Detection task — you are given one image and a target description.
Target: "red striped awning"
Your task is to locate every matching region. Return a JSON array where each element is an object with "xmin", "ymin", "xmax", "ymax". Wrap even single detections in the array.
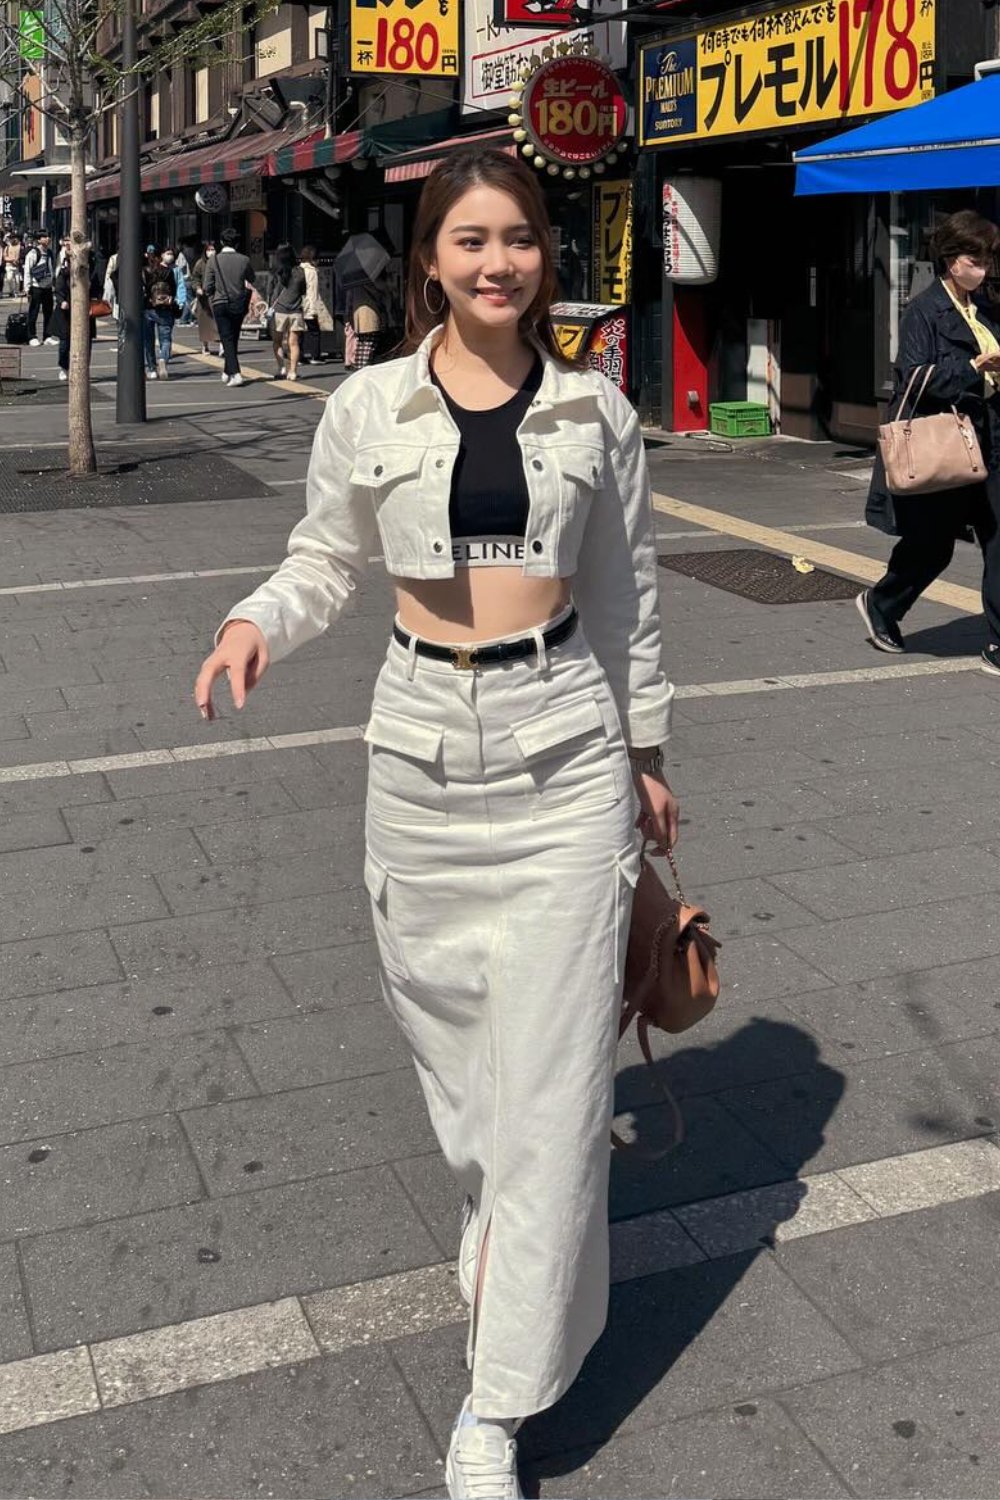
[
  {"xmin": 265, "ymin": 128, "xmax": 364, "ymax": 176},
  {"xmin": 383, "ymin": 128, "xmax": 515, "ymax": 184}
]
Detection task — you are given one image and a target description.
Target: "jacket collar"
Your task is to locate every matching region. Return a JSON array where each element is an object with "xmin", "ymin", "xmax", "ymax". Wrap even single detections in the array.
[
  {"xmin": 924, "ymin": 277, "xmax": 987, "ymax": 348},
  {"xmin": 390, "ymin": 325, "xmax": 593, "ymax": 417}
]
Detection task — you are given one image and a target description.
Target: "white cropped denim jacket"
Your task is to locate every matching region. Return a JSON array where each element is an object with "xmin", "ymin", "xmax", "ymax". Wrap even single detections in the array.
[{"xmin": 217, "ymin": 329, "xmax": 675, "ymax": 747}]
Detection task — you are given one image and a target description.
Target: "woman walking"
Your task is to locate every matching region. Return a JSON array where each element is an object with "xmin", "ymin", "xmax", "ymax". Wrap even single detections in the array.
[
  {"xmin": 190, "ymin": 242, "xmax": 220, "ymax": 355},
  {"xmin": 53, "ymin": 250, "xmax": 100, "ymax": 382},
  {"xmin": 860, "ymin": 210, "xmax": 1000, "ymax": 673},
  {"xmin": 193, "ymin": 148, "xmax": 677, "ymax": 1498},
  {"xmin": 299, "ymin": 244, "xmax": 333, "ymax": 363},
  {"xmin": 265, "ymin": 242, "xmax": 307, "ymax": 380},
  {"xmin": 143, "ymin": 250, "xmax": 178, "ymax": 380}
]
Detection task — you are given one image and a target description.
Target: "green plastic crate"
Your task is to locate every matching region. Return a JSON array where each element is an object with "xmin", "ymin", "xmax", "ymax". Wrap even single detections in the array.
[{"xmin": 709, "ymin": 401, "xmax": 771, "ymax": 438}]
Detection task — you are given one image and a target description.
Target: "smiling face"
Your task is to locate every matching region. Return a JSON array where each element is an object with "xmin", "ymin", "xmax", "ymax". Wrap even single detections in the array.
[{"xmin": 425, "ymin": 184, "xmax": 545, "ymax": 337}]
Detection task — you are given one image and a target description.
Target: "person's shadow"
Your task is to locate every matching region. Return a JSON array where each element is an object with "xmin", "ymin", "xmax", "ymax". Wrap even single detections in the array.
[
  {"xmin": 901, "ymin": 615, "xmax": 986, "ymax": 658},
  {"xmin": 518, "ymin": 1019, "xmax": 845, "ymax": 1490}
]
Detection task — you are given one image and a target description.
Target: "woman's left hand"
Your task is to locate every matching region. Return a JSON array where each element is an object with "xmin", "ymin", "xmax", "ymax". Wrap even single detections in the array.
[{"xmin": 634, "ymin": 770, "xmax": 680, "ymax": 852}]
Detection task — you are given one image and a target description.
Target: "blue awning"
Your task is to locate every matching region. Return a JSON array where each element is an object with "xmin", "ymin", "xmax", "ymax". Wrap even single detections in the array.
[{"xmin": 794, "ymin": 74, "xmax": 1000, "ymax": 196}]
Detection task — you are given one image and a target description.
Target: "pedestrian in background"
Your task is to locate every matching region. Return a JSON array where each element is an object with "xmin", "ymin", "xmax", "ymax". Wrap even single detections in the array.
[
  {"xmin": 194, "ymin": 146, "xmax": 678, "ymax": 1500},
  {"xmin": 203, "ymin": 226, "xmax": 255, "ymax": 387},
  {"xmin": 3, "ymin": 234, "xmax": 22, "ymax": 297},
  {"xmin": 190, "ymin": 242, "xmax": 220, "ymax": 355},
  {"xmin": 162, "ymin": 249, "xmax": 189, "ymax": 326},
  {"xmin": 24, "ymin": 231, "xmax": 56, "ymax": 345},
  {"xmin": 176, "ymin": 238, "xmax": 198, "ymax": 326},
  {"xmin": 345, "ymin": 274, "xmax": 384, "ymax": 367},
  {"xmin": 143, "ymin": 249, "xmax": 178, "ymax": 380},
  {"xmin": 53, "ymin": 250, "xmax": 101, "ymax": 382},
  {"xmin": 860, "ymin": 209, "xmax": 1000, "ymax": 676},
  {"xmin": 299, "ymin": 244, "xmax": 333, "ymax": 364},
  {"xmin": 265, "ymin": 242, "xmax": 306, "ymax": 381}
]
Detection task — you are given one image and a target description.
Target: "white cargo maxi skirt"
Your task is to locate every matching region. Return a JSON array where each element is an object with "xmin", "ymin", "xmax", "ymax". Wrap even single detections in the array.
[{"xmin": 363, "ymin": 607, "xmax": 640, "ymax": 1421}]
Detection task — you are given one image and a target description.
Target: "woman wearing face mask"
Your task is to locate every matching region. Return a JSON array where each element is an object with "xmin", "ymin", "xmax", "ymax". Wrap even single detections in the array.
[
  {"xmin": 193, "ymin": 148, "xmax": 677, "ymax": 1498},
  {"xmin": 861, "ymin": 210, "xmax": 1000, "ymax": 674}
]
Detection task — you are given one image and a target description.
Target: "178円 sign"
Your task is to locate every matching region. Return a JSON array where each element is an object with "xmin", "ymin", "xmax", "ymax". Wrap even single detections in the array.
[{"xmin": 350, "ymin": 0, "xmax": 459, "ymax": 77}]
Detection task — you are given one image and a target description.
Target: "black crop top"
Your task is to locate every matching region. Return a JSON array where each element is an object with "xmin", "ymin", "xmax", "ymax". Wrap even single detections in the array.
[{"xmin": 431, "ymin": 357, "xmax": 543, "ymax": 563}]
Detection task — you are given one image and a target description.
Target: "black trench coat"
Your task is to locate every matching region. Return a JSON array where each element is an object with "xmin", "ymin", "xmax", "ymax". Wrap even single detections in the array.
[{"xmin": 866, "ymin": 278, "xmax": 1000, "ymax": 540}]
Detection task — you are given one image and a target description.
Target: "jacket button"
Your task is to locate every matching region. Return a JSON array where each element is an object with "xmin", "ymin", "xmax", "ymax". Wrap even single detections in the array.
[
  {"xmin": 373, "ymin": 464, "xmax": 383, "ymax": 477},
  {"xmin": 531, "ymin": 458, "xmax": 543, "ymax": 470},
  {"xmin": 435, "ymin": 458, "xmax": 445, "ymax": 468},
  {"xmin": 433, "ymin": 540, "xmax": 444, "ymax": 553},
  {"xmin": 531, "ymin": 539, "xmax": 543, "ymax": 554}
]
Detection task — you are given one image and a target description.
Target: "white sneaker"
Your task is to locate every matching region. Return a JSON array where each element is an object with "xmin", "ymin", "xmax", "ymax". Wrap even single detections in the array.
[
  {"xmin": 45, "ymin": 336, "xmax": 58, "ymax": 346},
  {"xmin": 29, "ymin": 337, "xmax": 40, "ymax": 347},
  {"xmin": 221, "ymin": 371, "xmax": 230, "ymax": 383},
  {"xmin": 145, "ymin": 369, "xmax": 157, "ymax": 380},
  {"xmin": 58, "ymin": 369, "xmax": 67, "ymax": 381},
  {"xmin": 446, "ymin": 1398, "xmax": 523, "ymax": 1500},
  {"xmin": 458, "ymin": 1197, "xmax": 478, "ymax": 1305},
  {"xmin": 287, "ymin": 370, "xmax": 298, "ymax": 381},
  {"xmin": 157, "ymin": 358, "xmax": 168, "ymax": 380},
  {"xmin": 228, "ymin": 373, "xmax": 245, "ymax": 387}
]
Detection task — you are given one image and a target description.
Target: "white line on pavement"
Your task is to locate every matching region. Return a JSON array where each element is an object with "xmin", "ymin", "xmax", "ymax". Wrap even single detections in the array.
[
  {"xmin": 1, "ymin": 1135, "xmax": 997, "ymax": 1436},
  {"xmin": 0, "ymin": 656, "xmax": 983, "ymax": 785},
  {"xmin": 0, "ymin": 565, "xmax": 278, "ymax": 598}
]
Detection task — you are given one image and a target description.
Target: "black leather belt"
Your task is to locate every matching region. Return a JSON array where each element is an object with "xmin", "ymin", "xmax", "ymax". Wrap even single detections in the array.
[{"xmin": 392, "ymin": 608, "xmax": 578, "ymax": 671}]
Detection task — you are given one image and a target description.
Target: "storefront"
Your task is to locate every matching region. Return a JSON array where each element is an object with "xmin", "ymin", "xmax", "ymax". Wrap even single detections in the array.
[{"xmin": 634, "ymin": 0, "xmax": 993, "ymax": 440}]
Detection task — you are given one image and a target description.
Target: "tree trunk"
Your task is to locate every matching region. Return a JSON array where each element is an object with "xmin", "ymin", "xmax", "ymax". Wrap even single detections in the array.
[{"xmin": 67, "ymin": 132, "xmax": 97, "ymax": 476}]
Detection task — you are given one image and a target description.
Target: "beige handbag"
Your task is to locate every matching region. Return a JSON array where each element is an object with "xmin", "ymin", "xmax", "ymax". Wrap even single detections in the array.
[{"xmin": 879, "ymin": 365, "xmax": 985, "ymax": 496}]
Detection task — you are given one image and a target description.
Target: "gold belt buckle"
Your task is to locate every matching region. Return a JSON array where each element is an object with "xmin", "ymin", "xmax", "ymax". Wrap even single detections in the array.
[{"xmin": 451, "ymin": 645, "xmax": 479, "ymax": 671}]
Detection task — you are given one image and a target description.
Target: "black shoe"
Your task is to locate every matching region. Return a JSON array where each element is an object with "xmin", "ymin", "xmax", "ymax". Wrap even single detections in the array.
[
  {"xmin": 856, "ymin": 591, "xmax": 904, "ymax": 654},
  {"xmin": 982, "ymin": 646, "xmax": 1000, "ymax": 677}
]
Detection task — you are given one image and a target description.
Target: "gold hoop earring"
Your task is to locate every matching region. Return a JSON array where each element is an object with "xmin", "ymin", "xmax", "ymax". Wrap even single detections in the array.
[{"xmin": 423, "ymin": 275, "xmax": 446, "ymax": 315}]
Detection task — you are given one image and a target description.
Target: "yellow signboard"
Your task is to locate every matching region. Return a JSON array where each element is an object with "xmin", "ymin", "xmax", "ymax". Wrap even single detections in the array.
[
  {"xmin": 639, "ymin": 0, "xmax": 936, "ymax": 147},
  {"xmin": 349, "ymin": 0, "xmax": 459, "ymax": 77},
  {"xmin": 592, "ymin": 180, "xmax": 632, "ymax": 306}
]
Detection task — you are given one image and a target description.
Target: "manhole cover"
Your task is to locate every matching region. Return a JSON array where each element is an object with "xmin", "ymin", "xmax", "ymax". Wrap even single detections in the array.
[
  {"xmin": 658, "ymin": 548, "xmax": 859, "ymax": 604},
  {"xmin": 0, "ymin": 446, "xmax": 271, "ymax": 513}
]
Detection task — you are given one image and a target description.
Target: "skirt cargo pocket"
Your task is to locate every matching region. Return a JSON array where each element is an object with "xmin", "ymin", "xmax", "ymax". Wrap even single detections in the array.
[
  {"xmin": 365, "ymin": 707, "xmax": 448, "ymax": 825},
  {"xmin": 363, "ymin": 849, "xmax": 408, "ymax": 981},
  {"xmin": 511, "ymin": 694, "xmax": 619, "ymax": 817}
]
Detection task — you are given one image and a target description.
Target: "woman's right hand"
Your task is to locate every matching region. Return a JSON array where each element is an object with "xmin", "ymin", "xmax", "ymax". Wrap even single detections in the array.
[{"xmin": 193, "ymin": 620, "xmax": 269, "ymax": 721}]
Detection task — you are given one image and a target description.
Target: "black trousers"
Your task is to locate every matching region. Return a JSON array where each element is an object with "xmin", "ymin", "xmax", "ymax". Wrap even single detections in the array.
[
  {"xmin": 213, "ymin": 305, "xmax": 243, "ymax": 377},
  {"xmin": 27, "ymin": 287, "xmax": 53, "ymax": 340},
  {"xmin": 871, "ymin": 479, "xmax": 1000, "ymax": 647}
]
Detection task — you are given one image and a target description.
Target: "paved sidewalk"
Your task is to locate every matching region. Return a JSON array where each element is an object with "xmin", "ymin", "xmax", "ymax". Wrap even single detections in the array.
[{"xmin": 1, "ymin": 344, "xmax": 999, "ymax": 1498}]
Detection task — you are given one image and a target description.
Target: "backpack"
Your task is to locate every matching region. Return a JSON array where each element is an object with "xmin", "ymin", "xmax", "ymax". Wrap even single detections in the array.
[
  {"xmin": 150, "ymin": 278, "xmax": 174, "ymax": 308},
  {"xmin": 28, "ymin": 251, "xmax": 52, "ymax": 288}
]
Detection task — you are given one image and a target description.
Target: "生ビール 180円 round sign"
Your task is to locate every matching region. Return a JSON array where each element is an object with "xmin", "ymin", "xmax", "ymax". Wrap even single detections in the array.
[{"xmin": 520, "ymin": 54, "xmax": 628, "ymax": 168}]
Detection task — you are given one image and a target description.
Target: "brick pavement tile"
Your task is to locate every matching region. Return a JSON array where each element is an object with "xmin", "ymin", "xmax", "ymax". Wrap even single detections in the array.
[
  {"xmin": 769, "ymin": 844, "xmax": 1000, "ymax": 920},
  {"xmin": 0, "ymin": 772, "xmax": 111, "ymax": 817},
  {"xmin": 194, "ymin": 803, "xmax": 364, "ymax": 864},
  {"xmin": 782, "ymin": 1330, "xmax": 1000, "ymax": 1498},
  {"xmin": 688, "ymin": 877, "xmax": 819, "ymax": 940},
  {"xmin": 110, "ymin": 887, "xmax": 371, "ymax": 975},
  {"xmin": 0, "ymin": 1030, "xmax": 256, "ymax": 1146},
  {"xmin": 675, "ymin": 785, "xmax": 843, "ymax": 830},
  {"xmin": 816, "ymin": 802, "xmax": 1000, "ymax": 857},
  {"xmin": 0, "ymin": 1245, "xmax": 32, "ymax": 1365},
  {"xmin": 63, "ymin": 780, "xmax": 299, "ymax": 842},
  {"xmin": 156, "ymin": 847, "xmax": 362, "ymax": 916},
  {"xmin": 0, "ymin": 718, "xmax": 27, "ymax": 743},
  {"xmin": 391, "ymin": 1153, "xmax": 464, "ymax": 1260},
  {"xmin": 778, "ymin": 891, "xmax": 1000, "ymax": 984},
  {"xmin": 271, "ymin": 941, "xmax": 381, "ymax": 1008},
  {"xmin": 279, "ymin": 765, "xmax": 371, "ymax": 814},
  {"xmin": 237, "ymin": 1004, "xmax": 411, "ymax": 1091},
  {"xmin": 718, "ymin": 1037, "xmax": 1000, "ymax": 1174},
  {"xmin": 0, "ymin": 728, "xmax": 146, "ymax": 767},
  {"xmin": 0, "ymin": 812, "xmax": 69, "ymax": 856},
  {"xmin": 709, "ymin": 933, "xmax": 833, "ymax": 1004},
  {"xmin": 1, "ymin": 962, "xmax": 298, "ymax": 1067},
  {"xmin": 20, "ymin": 1167, "xmax": 443, "ymax": 1351},
  {"xmin": 392, "ymin": 1254, "xmax": 860, "ymax": 1453},
  {"xmin": 0, "ymin": 930, "xmax": 122, "ymax": 1002},
  {"xmin": 615, "ymin": 1009, "xmax": 826, "ymax": 1110},
  {"xmin": 798, "ymin": 759, "xmax": 997, "ymax": 819},
  {"xmin": 665, "ymin": 825, "xmax": 857, "ymax": 887},
  {"xmin": 775, "ymin": 1193, "xmax": 1000, "ymax": 1363},
  {"xmin": 180, "ymin": 1067, "xmax": 437, "ymax": 1195},
  {"xmin": 797, "ymin": 726, "xmax": 997, "ymax": 775},
  {"xmin": 0, "ymin": 1347, "xmax": 442, "ymax": 1499},
  {"xmin": 3, "ymin": 1115, "xmax": 203, "ymax": 1238},
  {"xmin": 0, "ymin": 685, "xmax": 65, "ymax": 718},
  {"xmin": 775, "ymin": 961, "xmax": 997, "ymax": 1061},
  {"xmin": 609, "ymin": 1095, "xmax": 789, "ymax": 1219},
  {"xmin": 667, "ymin": 748, "xmax": 821, "ymax": 795},
  {"xmin": 526, "ymin": 1400, "xmax": 851, "ymax": 1498},
  {"xmin": 0, "ymin": 858, "xmax": 169, "ymax": 944}
]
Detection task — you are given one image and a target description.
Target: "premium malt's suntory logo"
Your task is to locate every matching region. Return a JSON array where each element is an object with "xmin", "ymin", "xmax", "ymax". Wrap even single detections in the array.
[{"xmin": 644, "ymin": 51, "xmax": 696, "ymax": 103}]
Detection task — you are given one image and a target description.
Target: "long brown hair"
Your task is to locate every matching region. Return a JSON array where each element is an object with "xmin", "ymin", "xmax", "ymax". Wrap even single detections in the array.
[{"xmin": 400, "ymin": 147, "xmax": 572, "ymax": 363}]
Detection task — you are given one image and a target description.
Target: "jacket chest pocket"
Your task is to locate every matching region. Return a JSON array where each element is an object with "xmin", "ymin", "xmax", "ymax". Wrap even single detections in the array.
[
  {"xmin": 351, "ymin": 445, "xmax": 424, "ymax": 509},
  {"xmin": 365, "ymin": 707, "xmax": 449, "ymax": 825},
  {"xmin": 511, "ymin": 692, "xmax": 623, "ymax": 818},
  {"xmin": 554, "ymin": 445, "xmax": 604, "ymax": 532}
]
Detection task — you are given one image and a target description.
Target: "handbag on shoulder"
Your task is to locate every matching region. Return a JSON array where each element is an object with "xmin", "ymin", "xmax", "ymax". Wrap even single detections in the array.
[
  {"xmin": 878, "ymin": 364, "xmax": 985, "ymax": 496},
  {"xmin": 611, "ymin": 843, "xmax": 721, "ymax": 1159}
]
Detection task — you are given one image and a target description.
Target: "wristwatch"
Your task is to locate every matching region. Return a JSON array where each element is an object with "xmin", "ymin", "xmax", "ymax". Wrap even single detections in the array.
[{"xmin": 627, "ymin": 747, "xmax": 665, "ymax": 776}]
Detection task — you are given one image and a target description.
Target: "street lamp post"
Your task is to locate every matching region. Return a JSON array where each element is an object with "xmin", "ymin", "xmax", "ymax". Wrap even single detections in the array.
[{"xmin": 116, "ymin": 0, "xmax": 145, "ymax": 424}]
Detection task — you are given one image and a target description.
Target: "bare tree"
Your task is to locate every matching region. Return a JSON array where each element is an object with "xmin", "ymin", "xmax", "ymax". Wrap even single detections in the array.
[{"xmin": 0, "ymin": 0, "xmax": 275, "ymax": 474}]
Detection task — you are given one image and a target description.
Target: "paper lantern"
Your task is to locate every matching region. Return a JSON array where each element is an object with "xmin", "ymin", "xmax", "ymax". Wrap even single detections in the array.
[{"xmin": 662, "ymin": 177, "xmax": 722, "ymax": 286}]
